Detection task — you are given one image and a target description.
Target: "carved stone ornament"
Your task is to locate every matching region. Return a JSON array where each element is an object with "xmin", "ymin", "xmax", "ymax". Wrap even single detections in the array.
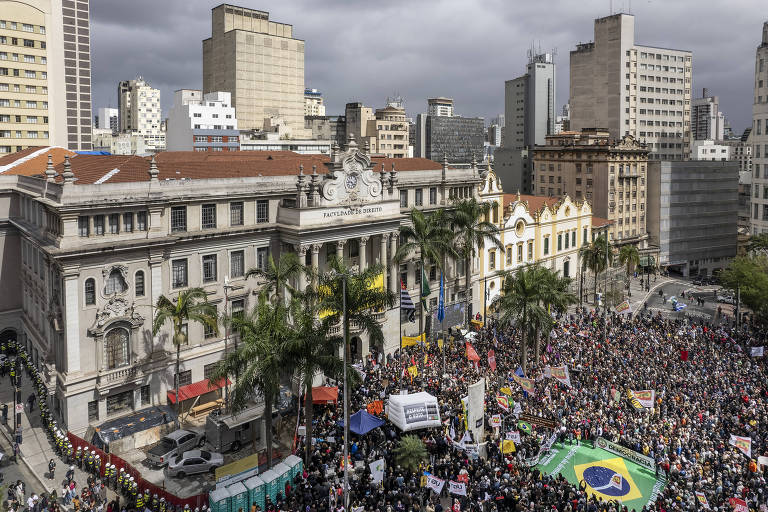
[
  {"xmin": 320, "ymin": 148, "xmax": 382, "ymax": 206},
  {"xmin": 88, "ymin": 296, "xmax": 144, "ymax": 336}
]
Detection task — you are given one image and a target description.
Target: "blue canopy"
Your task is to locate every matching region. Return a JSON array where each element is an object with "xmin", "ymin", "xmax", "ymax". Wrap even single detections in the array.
[{"xmin": 337, "ymin": 409, "xmax": 385, "ymax": 435}]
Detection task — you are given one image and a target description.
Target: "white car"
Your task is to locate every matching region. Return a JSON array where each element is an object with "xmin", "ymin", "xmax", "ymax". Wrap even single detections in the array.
[{"xmin": 165, "ymin": 449, "xmax": 224, "ymax": 477}]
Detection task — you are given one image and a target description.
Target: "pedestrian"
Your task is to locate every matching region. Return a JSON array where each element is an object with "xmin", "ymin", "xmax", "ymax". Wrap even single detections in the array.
[
  {"xmin": 48, "ymin": 458, "xmax": 56, "ymax": 481},
  {"xmin": 27, "ymin": 393, "xmax": 35, "ymax": 412}
]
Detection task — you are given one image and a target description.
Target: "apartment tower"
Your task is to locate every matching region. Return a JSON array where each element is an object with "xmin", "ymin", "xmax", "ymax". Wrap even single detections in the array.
[
  {"xmin": 0, "ymin": 0, "xmax": 92, "ymax": 154},
  {"xmin": 203, "ymin": 4, "xmax": 307, "ymax": 135},
  {"xmin": 691, "ymin": 88, "xmax": 725, "ymax": 141},
  {"xmin": 570, "ymin": 14, "xmax": 692, "ymax": 160},
  {"xmin": 751, "ymin": 22, "xmax": 768, "ymax": 235}
]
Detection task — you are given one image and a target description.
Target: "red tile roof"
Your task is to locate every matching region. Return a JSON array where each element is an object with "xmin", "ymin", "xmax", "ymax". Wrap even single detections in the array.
[
  {"xmin": 503, "ymin": 194, "xmax": 560, "ymax": 214},
  {"xmin": 0, "ymin": 146, "xmax": 77, "ymax": 177},
  {"xmin": 592, "ymin": 216, "xmax": 614, "ymax": 227},
  {"xmin": 4, "ymin": 149, "xmax": 444, "ymax": 185}
]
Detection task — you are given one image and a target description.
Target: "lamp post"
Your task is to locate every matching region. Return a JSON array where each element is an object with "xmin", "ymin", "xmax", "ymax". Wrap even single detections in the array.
[
  {"xmin": 341, "ymin": 273, "xmax": 350, "ymax": 511},
  {"xmin": 223, "ymin": 276, "xmax": 233, "ymax": 410}
]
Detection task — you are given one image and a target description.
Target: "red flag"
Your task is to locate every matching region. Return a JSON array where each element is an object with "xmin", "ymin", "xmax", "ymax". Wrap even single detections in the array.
[
  {"xmin": 488, "ymin": 349, "xmax": 497, "ymax": 372},
  {"xmin": 466, "ymin": 342, "xmax": 480, "ymax": 362},
  {"xmin": 680, "ymin": 350, "xmax": 689, "ymax": 361},
  {"xmin": 411, "ymin": 355, "xmax": 416, "ymax": 366},
  {"xmin": 729, "ymin": 498, "xmax": 748, "ymax": 512}
]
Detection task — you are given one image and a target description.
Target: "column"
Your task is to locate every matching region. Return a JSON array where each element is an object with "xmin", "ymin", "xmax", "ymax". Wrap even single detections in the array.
[
  {"xmin": 359, "ymin": 236, "xmax": 369, "ymax": 270},
  {"xmin": 336, "ymin": 240, "xmax": 345, "ymax": 263},
  {"xmin": 389, "ymin": 231, "xmax": 398, "ymax": 293},
  {"xmin": 311, "ymin": 244, "xmax": 321, "ymax": 284},
  {"xmin": 380, "ymin": 234, "xmax": 388, "ymax": 291},
  {"xmin": 63, "ymin": 270, "xmax": 81, "ymax": 373},
  {"xmin": 297, "ymin": 245, "xmax": 308, "ymax": 290}
]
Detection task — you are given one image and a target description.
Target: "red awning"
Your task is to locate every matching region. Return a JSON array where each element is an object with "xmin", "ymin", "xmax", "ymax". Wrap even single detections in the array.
[
  {"xmin": 308, "ymin": 386, "xmax": 339, "ymax": 405},
  {"xmin": 167, "ymin": 378, "xmax": 230, "ymax": 404}
]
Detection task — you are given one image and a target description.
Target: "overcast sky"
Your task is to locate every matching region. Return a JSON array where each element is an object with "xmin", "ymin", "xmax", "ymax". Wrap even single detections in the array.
[{"xmin": 91, "ymin": 0, "xmax": 764, "ymax": 133}]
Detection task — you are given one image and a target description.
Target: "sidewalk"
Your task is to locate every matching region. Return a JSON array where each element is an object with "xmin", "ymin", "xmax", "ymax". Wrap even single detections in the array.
[{"xmin": 0, "ymin": 371, "xmax": 96, "ymax": 496}]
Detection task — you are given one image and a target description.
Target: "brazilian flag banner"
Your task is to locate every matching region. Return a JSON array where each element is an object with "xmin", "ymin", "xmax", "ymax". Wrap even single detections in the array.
[{"xmin": 518, "ymin": 421, "xmax": 532, "ymax": 434}]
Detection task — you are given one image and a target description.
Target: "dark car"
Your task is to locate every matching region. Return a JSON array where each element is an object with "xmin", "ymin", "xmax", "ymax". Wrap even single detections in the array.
[{"xmin": 692, "ymin": 277, "xmax": 703, "ymax": 286}]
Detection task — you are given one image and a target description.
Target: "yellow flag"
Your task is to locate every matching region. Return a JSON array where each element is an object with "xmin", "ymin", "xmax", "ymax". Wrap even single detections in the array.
[
  {"xmin": 408, "ymin": 365, "xmax": 418, "ymax": 377},
  {"xmin": 500, "ymin": 387, "xmax": 512, "ymax": 396},
  {"xmin": 402, "ymin": 333, "xmax": 426, "ymax": 347},
  {"xmin": 424, "ymin": 353, "xmax": 428, "ymax": 364},
  {"xmin": 499, "ymin": 440, "xmax": 516, "ymax": 453}
]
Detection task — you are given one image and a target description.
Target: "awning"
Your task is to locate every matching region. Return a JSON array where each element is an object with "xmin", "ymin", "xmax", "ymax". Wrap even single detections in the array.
[
  {"xmin": 337, "ymin": 409, "xmax": 385, "ymax": 435},
  {"xmin": 308, "ymin": 386, "xmax": 338, "ymax": 405},
  {"xmin": 167, "ymin": 378, "xmax": 230, "ymax": 404}
]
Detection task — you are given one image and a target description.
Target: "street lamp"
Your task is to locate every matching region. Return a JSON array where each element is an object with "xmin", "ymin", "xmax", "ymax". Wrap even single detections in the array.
[{"xmin": 223, "ymin": 275, "xmax": 233, "ymax": 410}]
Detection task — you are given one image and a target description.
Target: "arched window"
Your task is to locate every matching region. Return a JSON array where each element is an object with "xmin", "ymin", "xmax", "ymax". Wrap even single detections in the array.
[
  {"xmin": 135, "ymin": 271, "xmax": 145, "ymax": 297},
  {"xmin": 85, "ymin": 278, "xmax": 96, "ymax": 305},
  {"xmin": 105, "ymin": 269, "xmax": 127, "ymax": 295},
  {"xmin": 105, "ymin": 327, "xmax": 129, "ymax": 369}
]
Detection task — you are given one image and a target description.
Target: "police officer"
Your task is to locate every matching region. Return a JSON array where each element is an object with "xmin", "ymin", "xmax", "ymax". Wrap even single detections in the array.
[
  {"xmin": 151, "ymin": 493, "xmax": 159, "ymax": 512},
  {"xmin": 75, "ymin": 446, "xmax": 83, "ymax": 468},
  {"xmin": 136, "ymin": 490, "xmax": 145, "ymax": 510},
  {"xmin": 94, "ymin": 453, "xmax": 101, "ymax": 475},
  {"xmin": 159, "ymin": 497, "xmax": 167, "ymax": 512},
  {"xmin": 144, "ymin": 490, "xmax": 151, "ymax": 510},
  {"xmin": 130, "ymin": 479, "xmax": 137, "ymax": 507},
  {"xmin": 66, "ymin": 443, "xmax": 73, "ymax": 464},
  {"xmin": 103, "ymin": 463, "xmax": 111, "ymax": 485}
]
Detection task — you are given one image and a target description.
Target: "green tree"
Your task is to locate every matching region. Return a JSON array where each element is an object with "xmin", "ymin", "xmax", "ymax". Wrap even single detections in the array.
[
  {"xmin": 581, "ymin": 235, "xmax": 612, "ymax": 304},
  {"xmin": 533, "ymin": 266, "xmax": 576, "ymax": 360},
  {"xmin": 394, "ymin": 208, "xmax": 456, "ymax": 334},
  {"xmin": 285, "ymin": 288, "xmax": 345, "ymax": 464},
  {"xmin": 394, "ymin": 435, "xmax": 427, "ymax": 474},
  {"xmin": 208, "ymin": 292, "xmax": 287, "ymax": 468},
  {"xmin": 451, "ymin": 198, "xmax": 504, "ymax": 323},
  {"xmin": 246, "ymin": 252, "xmax": 304, "ymax": 302},
  {"xmin": 721, "ymin": 254, "xmax": 768, "ymax": 322},
  {"xmin": 493, "ymin": 265, "xmax": 550, "ymax": 374},
  {"xmin": 618, "ymin": 244, "xmax": 640, "ymax": 295},
  {"xmin": 152, "ymin": 288, "xmax": 218, "ymax": 423},
  {"xmin": 747, "ymin": 233, "xmax": 768, "ymax": 254}
]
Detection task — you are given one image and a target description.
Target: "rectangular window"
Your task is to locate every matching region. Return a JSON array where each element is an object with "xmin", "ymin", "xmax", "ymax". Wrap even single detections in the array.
[
  {"xmin": 174, "ymin": 370, "xmax": 192, "ymax": 388},
  {"xmin": 204, "ymin": 362, "xmax": 218, "ymax": 379},
  {"xmin": 230, "ymin": 201, "xmax": 243, "ymax": 226},
  {"xmin": 106, "ymin": 389, "xmax": 133, "ymax": 416},
  {"xmin": 136, "ymin": 211, "xmax": 147, "ymax": 231},
  {"xmin": 231, "ymin": 299, "xmax": 245, "ymax": 328},
  {"xmin": 517, "ymin": 243, "xmax": 523, "ymax": 263},
  {"xmin": 108, "ymin": 213, "xmax": 119, "ymax": 234},
  {"xmin": 93, "ymin": 214, "xmax": 104, "ymax": 235},
  {"xmin": 583, "ymin": 228, "xmax": 588, "ymax": 245},
  {"xmin": 204, "ymin": 305, "xmax": 218, "ymax": 339},
  {"xmin": 544, "ymin": 236, "xmax": 549, "ymax": 255},
  {"xmin": 489, "ymin": 250, "xmax": 496, "ymax": 270},
  {"xmin": 571, "ymin": 231, "xmax": 576, "ymax": 247},
  {"xmin": 564, "ymin": 232, "xmax": 570, "ymax": 249},
  {"xmin": 256, "ymin": 200, "xmax": 268, "ymax": 223},
  {"xmin": 201, "ymin": 203, "xmax": 216, "ymax": 229},
  {"xmin": 527, "ymin": 242, "xmax": 533, "ymax": 260},
  {"xmin": 172, "ymin": 259, "xmax": 188, "ymax": 288},
  {"xmin": 506, "ymin": 247, "xmax": 512, "ymax": 265},
  {"xmin": 415, "ymin": 189, "xmax": 423, "ymax": 206},
  {"xmin": 557, "ymin": 234, "xmax": 562, "ymax": 251},
  {"xmin": 123, "ymin": 213, "xmax": 133, "ymax": 232},
  {"xmin": 87, "ymin": 401, "xmax": 98, "ymax": 422},
  {"xmin": 170, "ymin": 206, "xmax": 186, "ymax": 232},
  {"xmin": 140, "ymin": 385, "xmax": 150, "ymax": 406},
  {"xmin": 429, "ymin": 187, "xmax": 437, "ymax": 205},
  {"xmin": 135, "ymin": 272, "xmax": 145, "ymax": 297},
  {"xmin": 202, "ymin": 254, "xmax": 217, "ymax": 283},
  {"xmin": 230, "ymin": 250, "xmax": 244, "ymax": 278},
  {"xmin": 77, "ymin": 216, "xmax": 89, "ymax": 237},
  {"xmin": 256, "ymin": 247, "xmax": 269, "ymax": 271},
  {"xmin": 400, "ymin": 190, "xmax": 408, "ymax": 207}
]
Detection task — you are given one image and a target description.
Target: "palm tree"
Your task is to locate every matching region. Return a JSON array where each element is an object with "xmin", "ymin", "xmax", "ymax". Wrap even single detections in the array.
[
  {"xmin": 394, "ymin": 208, "xmax": 456, "ymax": 335},
  {"xmin": 394, "ymin": 435, "xmax": 427, "ymax": 474},
  {"xmin": 493, "ymin": 265, "xmax": 549, "ymax": 375},
  {"xmin": 618, "ymin": 244, "xmax": 640, "ymax": 295},
  {"xmin": 533, "ymin": 267, "xmax": 576, "ymax": 361},
  {"xmin": 578, "ymin": 243, "xmax": 595, "ymax": 308},
  {"xmin": 580, "ymin": 235, "xmax": 612, "ymax": 304},
  {"xmin": 152, "ymin": 288, "xmax": 218, "ymax": 423},
  {"xmin": 208, "ymin": 291, "xmax": 287, "ymax": 469},
  {"xmin": 285, "ymin": 288, "xmax": 344, "ymax": 464},
  {"xmin": 747, "ymin": 233, "xmax": 768, "ymax": 254},
  {"xmin": 245, "ymin": 252, "xmax": 304, "ymax": 303},
  {"xmin": 451, "ymin": 198, "xmax": 503, "ymax": 324}
]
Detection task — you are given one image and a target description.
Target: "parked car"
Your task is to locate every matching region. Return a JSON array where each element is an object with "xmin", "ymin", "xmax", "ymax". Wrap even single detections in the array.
[
  {"xmin": 692, "ymin": 277, "xmax": 704, "ymax": 286},
  {"xmin": 147, "ymin": 429, "xmax": 204, "ymax": 467},
  {"xmin": 717, "ymin": 294, "xmax": 736, "ymax": 305},
  {"xmin": 165, "ymin": 449, "xmax": 224, "ymax": 477}
]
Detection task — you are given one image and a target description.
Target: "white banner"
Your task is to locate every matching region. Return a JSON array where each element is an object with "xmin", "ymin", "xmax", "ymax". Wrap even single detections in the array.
[
  {"xmin": 426, "ymin": 474, "xmax": 445, "ymax": 494},
  {"xmin": 729, "ymin": 434, "xmax": 752, "ymax": 457},
  {"xmin": 489, "ymin": 415, "xmax": 501, "ymax": 428},
  {"xmin": 758, "ymin": 456, "xmax": 768, "ymax": 468},
  {"xmin": 751, "ymin": 346, "xmax": 764, "ymax": 357},
  {"xmin": 506, "ymin": 431, "xmax": 521, "ymax": 443},
  {"xmin": 548, "ymin": 365, "xmax": 572, "ymax": 388},
  {"xmin": 467, "ymin": 378, "xmax": 486, "ymax": 444},
  {"xmin": 369, "ymin": 458, "xmax": 385, "ymax": 484},
  {"xmin": 631, "ymin": 390, "xmax": 656, "ymax": 408},
  {"xmin": 449, "ymin": 481, "xmax": 467, "ymax": 496}
]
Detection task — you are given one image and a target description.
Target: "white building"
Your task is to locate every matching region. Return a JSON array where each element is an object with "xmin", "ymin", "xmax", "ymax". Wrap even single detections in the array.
[
  {"xmin": 570, "ymin": 14, "xmax": 692, "ymax": 161},
  {"xmin": 691, "ymin": 89, "xmax": 725, "ymax": 141},
  {"xmin": 752, "ymin": 22, "xmax": 768, "ymax": 235},
  {"xmin": 239, "ymin": 132, "xmax": 331, "ymax": 154},
  {"xmin": 166, "ymin": 90, "xmax": 239, "ymax": 152},
  {"xmin": 427, "ymin": 97, "xmax": 454, "ymax": 117},
  {"xmin": 95, "ymin": 108, "xmax": 118, "ymax": 134},
  {"xmin": 691, "ymin": 140, "xmax": 731, "ymax": 161},
  {"xmin": 304, "ymin": 89, "xmax": 326, "ymax": 117},
  {"xmin": 117, "ymin": 77, "xmax": 164, "ymax": 152},
  {"xmin": 91, "ymin": 129, "xmax": 146, "ymax": 156}
]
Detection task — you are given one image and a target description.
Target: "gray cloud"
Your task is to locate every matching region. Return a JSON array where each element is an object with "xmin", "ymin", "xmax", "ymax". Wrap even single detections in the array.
[{"xmin": 92, "ymin": 0, "xmax": 764, "ymax": 133}]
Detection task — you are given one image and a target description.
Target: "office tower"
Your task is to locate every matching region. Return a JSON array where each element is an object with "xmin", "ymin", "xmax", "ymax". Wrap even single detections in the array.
[
  {"xmin": 495, "ymin": 52, "xmax": 556, "ymax": 193},
  {"xmin": 95, "ymin": 107, "xmax": 118, "ymax": 133},
  {"xmin": 691, "ymin": 88, "xmax": 725, "ymax": 141},
  {"xmin": 0, "ymin": 0, "xmax": 91, "ymax": 154},
  {"xmin": 203, "ymin": 4, "xmax": 308, "ymax": 135},
  {"xmin": 414, "ymin": 98, "xmax": 484, "ymax": 163},
  {"xmin": 751, "ymin": 22, "xmax": 768, "ymax": 234},
  {"xmin": 304, "ymin": 88, "xmax": 325, "ymax": 116},
  {"xmin": 166, "ymin": 89, "xmax": 239, "ymax": 152},
  {"xmin": 570, "ymin": 14, "xmax": 692, "ymax": 160},
  {"xmin": 427, "ymin": 97, "xmax": 454, "ymax": 117},
  {"xmin": 117, "ymin": 77, "xmax": 163, "ymax": 152}
]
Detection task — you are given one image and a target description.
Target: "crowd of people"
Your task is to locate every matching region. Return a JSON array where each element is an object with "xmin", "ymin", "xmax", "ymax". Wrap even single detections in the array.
[{"xmin": 267, "ymin": 308, "xmax": 767, "ymax": 512}]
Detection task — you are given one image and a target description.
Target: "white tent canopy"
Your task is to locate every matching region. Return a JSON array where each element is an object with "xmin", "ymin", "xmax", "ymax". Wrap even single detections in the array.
[{"xmin": 386, "ymin": 392, "xmax": 442, "ymax": 431}]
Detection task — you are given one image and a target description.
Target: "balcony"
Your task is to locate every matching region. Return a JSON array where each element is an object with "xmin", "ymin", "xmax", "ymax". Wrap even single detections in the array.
[
  {"xmin": 328, "ymin": 311, "xmax": 387, "ymax": 336},
  {"xmin": 97, "ymin": 364, "xmax": 141, "ymax": 391}
]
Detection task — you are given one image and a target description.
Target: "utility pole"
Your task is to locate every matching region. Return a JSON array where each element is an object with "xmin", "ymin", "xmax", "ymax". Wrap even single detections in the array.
[{"xmin": 342, "ymin": 274, "xmax": 350, "ymax": 512}]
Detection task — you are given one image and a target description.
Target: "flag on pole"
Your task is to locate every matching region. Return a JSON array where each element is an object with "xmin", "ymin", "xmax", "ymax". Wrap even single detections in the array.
[
  {"xmin": 369, "ymin": 458, "xmax": 385, "ymax": 484},
  {"xmin": 425, "ymin": 474, "xmax": 445, "ymax": 494},
  {"xmin": 695, "ymin": 491, "xmax": 710, "ymax": 509},
  {"xmin": 512, "ymin": 373, "xmax": 535, "ymax": 394},
  {"xmin": 437, "ymin": 271, "xmax": 445, "ymax": 323},
  {"xmin": 400, "ymin": 280, "xmax": 416, "ymax": 323},
  {"xmin": 487, "ymin": 349, "xmax": 497, "ymax": 372},
  {"xmin": 496, "ymin": 394, "xmax": 509, "ymax": 411},
  {"xmin": 466, "ymin": 342, "xmax": 480, "ymax": 362},
  {"xmin": 729, "ymin": 434, "xmax": 752, "ymax": 457},
  {"xmin": 421, "ymin": 265, "xmax": 430, "ymax": 310}
]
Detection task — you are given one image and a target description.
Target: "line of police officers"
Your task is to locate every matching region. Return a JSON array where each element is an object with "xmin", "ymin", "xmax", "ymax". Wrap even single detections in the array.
[{"xmin": 2, "ymin": 340, "xmax": 208, "ymax": 512}]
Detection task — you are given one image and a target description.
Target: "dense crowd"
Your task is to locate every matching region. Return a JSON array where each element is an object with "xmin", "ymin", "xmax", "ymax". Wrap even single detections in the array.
[{"xmin": 268, "ymin": 309, "xmax": 767, "ymax": 512}]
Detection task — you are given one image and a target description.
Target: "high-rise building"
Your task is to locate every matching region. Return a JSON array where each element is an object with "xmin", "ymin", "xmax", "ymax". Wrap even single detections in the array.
[
  {"xmin": 304, "ymin": 88, "xmax": 325, "ymax": 117},
  {"xmin": 117, "ymin": 77, "xmax": 164, "ymax": 152},
  {"xmin": 95, "ymin": 107, "xmax": 118, "ymax": 134},
  {"xmin": 418, "ymin": 114, "xmax": 484, "ymax": 164},
  {"xmin": 203, "ymin": 4, "xmax": 308, "ymax": 135},
  {"xmin": 569, "ymin": 14, "xmax": 692, "ymax": 160},
  {"xmin": 344, "ymin": 102, "xmax": 409, "ymax": 158},
  {"xmin": 495, "ymin": 52, "xmax": 556, "ymax": 193},
  {"xmin": 0, "ymin": 0, "xmax": 92, "ymax": 154},
  {"xmin": 166, "ymin": 90, "xmax": 239, "ymax": 152},
  {"xmin": 691, "ymin": 88, "xmax": 725, "ymax": 141},
  {"xmin": 427, "ymin": 97, "xmax": 454, "ymax": 117},
  {"xmin": 751, "ymin": 22, "xmax": 768, "ymax": 235}
]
